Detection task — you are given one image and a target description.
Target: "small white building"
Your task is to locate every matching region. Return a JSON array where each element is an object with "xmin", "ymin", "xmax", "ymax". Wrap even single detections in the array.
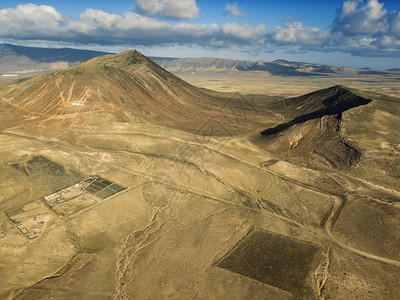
[{"xmin": 71, "ymin": 102, "xmax": 85, "ymax": 107}]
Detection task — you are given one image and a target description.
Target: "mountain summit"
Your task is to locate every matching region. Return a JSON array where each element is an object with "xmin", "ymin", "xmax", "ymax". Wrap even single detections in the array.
[{"xmin": 0, "ymin": 50, "xmax": 278, "ymax": 134}]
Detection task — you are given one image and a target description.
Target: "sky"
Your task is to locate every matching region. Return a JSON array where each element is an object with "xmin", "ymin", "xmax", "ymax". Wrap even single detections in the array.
[{"xmin": 0, "ymin": 0, "xmax": 399, "ymax": 69}]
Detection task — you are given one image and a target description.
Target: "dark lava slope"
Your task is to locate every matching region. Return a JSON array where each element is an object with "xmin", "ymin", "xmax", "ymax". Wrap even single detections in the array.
[{"xmin": 256, "ymin": 86, "xmax": 372, "ymax": 169}]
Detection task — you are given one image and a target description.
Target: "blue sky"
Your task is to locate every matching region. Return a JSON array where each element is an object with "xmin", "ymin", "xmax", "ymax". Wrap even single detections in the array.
[{"xmin": 0, "ymin": 0, "xmax": 399, "ymax": 69}]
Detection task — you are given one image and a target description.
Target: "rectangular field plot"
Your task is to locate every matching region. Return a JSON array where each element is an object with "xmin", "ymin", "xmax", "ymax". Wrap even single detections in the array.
[
  {"xmin": 95, "ymin": 188, "xmax": 116, "ymax": 199},
  {"xmin": 109, "ymin": 183, "xmax": 125, "ymax": 193},
  {"xmin": 5, "ymin": 176, "xmax": 127, "ymax": 237},
  {"xmin": 216, "ymin": 229, "xmax": 320, "ymax": 296},
  {"xmin": 84, "ymin": 186, "xmax": 100, "ymax": 194},
  {"xmin": 5, "ymin": 201, "xmax": 58, "ymax": 239},
  {"xmin": 43, "ymin": 175, "xmax": 126, "ymax": 217},
  {"xmin": 84, "ymin": 177, "xmax": 126, "ymax": 199}
]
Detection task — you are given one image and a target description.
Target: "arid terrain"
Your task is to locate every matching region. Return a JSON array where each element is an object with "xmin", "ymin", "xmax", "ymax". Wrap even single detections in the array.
[
  {"xmin": 176, "ymin": 71, "xmax": 400, "ymax": 98},
  {"xmin": 0, "ymin": 50, "xmax": 399, "ymax": 300}
]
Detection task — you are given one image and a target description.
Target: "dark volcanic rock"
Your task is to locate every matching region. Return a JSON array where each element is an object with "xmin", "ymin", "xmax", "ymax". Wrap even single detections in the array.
[{"xmin": 258, "ymin": 86, "xmax": 371, "ymax": 169}]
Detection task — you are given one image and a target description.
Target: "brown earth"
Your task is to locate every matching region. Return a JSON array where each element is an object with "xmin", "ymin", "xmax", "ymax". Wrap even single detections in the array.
[{"xmin": 0, "ymin": 50, "xmax": 399, "ymax": 300}]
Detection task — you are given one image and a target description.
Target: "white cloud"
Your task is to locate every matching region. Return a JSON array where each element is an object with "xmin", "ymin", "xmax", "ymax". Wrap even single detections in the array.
[
  {"xmin": 225, "ymin": 3, "xmax": 247, "ymax": 17},
  {"xmin": 388, "ymin": 11, "xmax": 400, "ymax": 37},
  {"xmin": 0, "ymin": 4, "xmax": 65, "ymax": 39},
  {"xmin": 376, "ymin": 35, "xmax": 400, "ymax": 48},
  {"xmin": 64, "ymin": 7, "xmax": 264, "ymax": 47},
  {"xmin": 135, "ymin": 0, "xmax": 198, "ymax": 19},
  {"xmin": 342, "ymin": 0, "xmax": 360, "ymax": 15},
  {"xmin": 332, "ymin": 0, "xmax": 388, "ymax": 35},
  {"xmin": 0, "ymin": 2, "xmax": 399, "ymax": 58},
  {"xmin": 270, "ymin": 22, "xmax": 328, "ymax": 46},
  {"xmin": 0, "ymin": 4, "xmax": 264, "ymax": 47},
  {"xmin": 326, "ymin": 0, "xmax": 400, "ymax": 56},
  {"xmin": 221, "ymin": 22, "xmax": 265, "ymax": 40}
]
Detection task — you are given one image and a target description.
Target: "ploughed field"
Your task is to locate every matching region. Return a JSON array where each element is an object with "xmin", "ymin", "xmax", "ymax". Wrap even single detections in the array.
[{"xmin": 0, "ymin": 50, "xmax": 399, "ymax": 300}]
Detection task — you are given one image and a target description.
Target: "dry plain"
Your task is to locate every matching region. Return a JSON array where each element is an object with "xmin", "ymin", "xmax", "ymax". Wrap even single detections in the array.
[{"xmin": 178, "ymin": 71, "xmax": 400, "ymax": 97}]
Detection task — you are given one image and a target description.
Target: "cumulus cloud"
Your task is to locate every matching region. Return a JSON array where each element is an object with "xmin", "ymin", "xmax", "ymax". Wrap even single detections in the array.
[
  {"xmin": 68, "ymin": 10, "xmax": 214, "ymax": 45},
  {"xmin": 224, "ymin": 3, "xmax": 247, "ymax": 17},
  {"xmin": 68, "ymin": 10, "xmax": 260, "ymax": 46},
  {"xmin": 332, "ymin": 0, "xmax": 388, "ymax": 35},
  {"xmin": 270, "ymin": 22, "xmax": 329, "ymax": 46},
  {"xmin": 0, "ymin": 5, "xmax": 260, "ymax": 49},
  {"xmin": 135, "ymin": 0, "xmax": 198, "ymax": 19},
  {"xmin": 388, "ymin": 11, "xmax": 400, "ymax": 37},
  {"xmin": 0, "ymin": 2, "xmax": 399, "ymax": 58},
  {"xmin": 221, "ymin": 22, "xmax": 265, "ymax": 40},
  {"xmin": 341, "ymin": 0, "xmax": 359, "ymax": 15},
  {"xmin": 327, "ymin": 0, "xmax": 400, "ymax": 56},
  {"xmin": 376, "ymin": 35, "xmax": 400, "ymax": 48},
  {"xmin": 0, "ymin": 4, "xmax": 65, "ymax": 39}
]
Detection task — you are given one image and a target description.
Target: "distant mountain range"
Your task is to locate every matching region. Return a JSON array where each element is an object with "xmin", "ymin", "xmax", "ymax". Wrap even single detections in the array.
[
  {"xmin": 0, "ymin": 43, "xmax": 398, "ymax": 77},
  {"xmin": 0, "ymin": 43, "xmax": 110, "ymax": 74},
  {"xmin": 152, "ymin": 57, "xmax": 394, "ymax": 76}
]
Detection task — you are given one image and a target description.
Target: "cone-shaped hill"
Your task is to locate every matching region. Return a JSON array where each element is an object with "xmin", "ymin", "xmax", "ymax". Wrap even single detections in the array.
[
  {"xmin": 0, "ymin": 50, "xmax": 280, "ymax": 134},
  {"xmin": 282, "ymin": 85, "xmax": 371, "ymax": 116},
  {"xmin": 0, "ymin": 51, "xmax": 380, "ymax": 170},
  {"xmin": 261, "ymin": 85, "xmax": 371, "ymax": 136},
  {"xmin": 255, "ymin": 86, "xmax": 372, "ymax": 168}
]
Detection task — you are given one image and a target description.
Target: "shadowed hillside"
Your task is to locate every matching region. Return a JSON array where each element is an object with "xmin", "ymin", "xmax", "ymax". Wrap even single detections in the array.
[
  {"xmin": 255, "ymin": 86, "xmax": 372, "ymax": 168},
  {"xmin": 261, "ymin": 86, "xmax": 371, "ymax": 135}
]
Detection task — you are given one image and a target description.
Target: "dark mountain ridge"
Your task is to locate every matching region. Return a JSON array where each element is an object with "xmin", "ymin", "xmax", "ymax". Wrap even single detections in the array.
[
  {"xmin": 0, "ymin": 43, "xmax": 110, "ymax": 74},
  {"xmin": 257, "ymin": 86, "xmax": 372, "ymax": 168},
  {"xmin": 0, "ymin": 43, "xmax": 110, "ymax": 63}
]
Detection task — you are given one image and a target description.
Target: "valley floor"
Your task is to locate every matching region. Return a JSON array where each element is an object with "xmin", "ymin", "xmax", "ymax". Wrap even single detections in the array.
[{"xmin": 177, "ymin": 71, "xmax": 400, "ymax": 97}]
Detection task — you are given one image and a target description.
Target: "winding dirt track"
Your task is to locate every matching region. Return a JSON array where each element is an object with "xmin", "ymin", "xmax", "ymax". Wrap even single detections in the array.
[{"xmin": 324, "ymin": 195, "xmax": 400, "ymax": 267}]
